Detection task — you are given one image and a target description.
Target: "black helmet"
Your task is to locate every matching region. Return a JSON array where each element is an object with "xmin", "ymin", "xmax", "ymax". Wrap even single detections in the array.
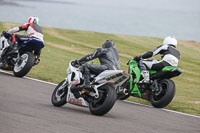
[{"xmin": 102, "ymin": 40, "xmax": 115, "ymax": 48}]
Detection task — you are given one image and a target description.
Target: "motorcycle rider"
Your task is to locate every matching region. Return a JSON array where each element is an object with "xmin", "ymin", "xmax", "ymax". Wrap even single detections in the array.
[
  {"xmin": 0, "ymin": 16, "xmax": 44, "ymax": 67},
  {"xmin": 72, "ymin": 40, "xmax": 120, "ymax": 94},
  {"xmin": 134, "ymin": 36, "xmax": 180, "ymax": 83}
]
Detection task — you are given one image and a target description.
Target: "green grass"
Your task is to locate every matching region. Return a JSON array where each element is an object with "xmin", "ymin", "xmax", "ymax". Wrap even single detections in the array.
[{"xmin": 1, "ymin": 22, "xmax": 200, "ymax": 116}]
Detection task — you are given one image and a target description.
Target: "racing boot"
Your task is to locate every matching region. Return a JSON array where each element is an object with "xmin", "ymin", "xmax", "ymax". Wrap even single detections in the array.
[
  {"xmin": 140, "ymin": 70, "xmax": 150, "ymax": 83},
  {"xmin": 82, "ymin": 71, "xmax": 93, "ymax": 91}
]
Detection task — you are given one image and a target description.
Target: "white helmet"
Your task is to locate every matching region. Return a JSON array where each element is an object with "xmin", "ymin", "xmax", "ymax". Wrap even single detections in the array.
[
  {"xmin": 28, "ymin": 16, "xmax": 39, "ymax": 24},
  {"xmin": 163, "ymin": 36, "xmax": 177, "ymax": 47}
]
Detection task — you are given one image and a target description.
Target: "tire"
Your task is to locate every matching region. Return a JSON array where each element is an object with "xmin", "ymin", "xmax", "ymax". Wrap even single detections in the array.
[
  {"xmin": 51, "ymin": 80, "xmax": 68, "ymax": 107},
  {"xmin": 89, "ymin": 83, "xmax": 117, "ymax": 116},
  {"xmin": 13, "ymin": 52, "xmax": 35, "ymax": 77},
  {"xmin": 150, "ymin": 79, "xmax": 176, "ymax": 108}
]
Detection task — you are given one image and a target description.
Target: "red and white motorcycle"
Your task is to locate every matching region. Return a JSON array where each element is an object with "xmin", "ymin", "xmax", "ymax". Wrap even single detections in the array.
[{"xmin": 51, "ymin": 60, "xmax": 129, "ymax": 116}]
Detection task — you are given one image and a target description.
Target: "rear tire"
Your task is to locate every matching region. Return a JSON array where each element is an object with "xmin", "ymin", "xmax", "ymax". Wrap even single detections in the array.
[
  {"xmin": 51, "ymin": 80, "xmax": 68, "ymax": 107},
  {"xmin": 13, "ymin": 52, "xmax": 35, "ymax": 77},
  {"xmin": 89, "ymin": 83, "xmax": 117, "ymax": 116},
  {"xmin": 150, "ymin": 79, "xmax": 176, "ymax": 108}
]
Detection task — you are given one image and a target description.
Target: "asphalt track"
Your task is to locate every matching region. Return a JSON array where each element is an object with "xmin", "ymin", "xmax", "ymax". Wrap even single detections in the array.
[{"xmin": 0, "ymin": 71, "xmax": 200, "ymax": 133}]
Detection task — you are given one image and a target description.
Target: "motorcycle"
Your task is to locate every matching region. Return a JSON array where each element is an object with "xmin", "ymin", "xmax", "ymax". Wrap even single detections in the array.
[
  {"xmin": 51, "ymin": 61, "xmax": 129, "ymax": 116},
  {"xmin": 0, "ymin": 32, "xmax": 44, "ymax": 77},
  {"xmin": 117, "ymin": 58, "xmax": 183, "ymax": 108}
]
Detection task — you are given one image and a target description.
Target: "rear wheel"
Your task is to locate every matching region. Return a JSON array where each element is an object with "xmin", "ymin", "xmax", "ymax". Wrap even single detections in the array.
[
  {"xmin": 51, "ymin": 80, "xmax": 68, "ymax": 107},
  {"xmin": 13, "ymin": 52, "xmax": 35, "ymax": 77},
  {"xmin": 150, "ymin": 79, "xmax": 176, "ymax": 108},
  {"xmin": 89, "ymin": 83, "xmax": 117, "ymax": 116}
]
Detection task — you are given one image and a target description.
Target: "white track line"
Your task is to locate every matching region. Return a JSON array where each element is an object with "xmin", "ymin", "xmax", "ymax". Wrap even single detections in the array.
[
  {"xmin": 123, "ymin": 100, "xmax": 200, "ymax": 119},
  {"xmin": 1, "ymin": 70, "xmax": 200, "ymax": 119},
  {"xmin": 0, "ymin": 70, "xmax": 57, "ymax": 86}
]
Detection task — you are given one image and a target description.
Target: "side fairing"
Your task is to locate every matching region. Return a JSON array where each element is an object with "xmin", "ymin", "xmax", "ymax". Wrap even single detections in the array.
[
  {"xmin": 0, "ymin": 35, "xmax": 10, "ymax": 55},
  {"xmin": 95, "ymin": 70, "xmax": 129, "ymax": 86},
  {"xmin": 67, "ymin": 62, "xmax": 83, "ymax": 84}
]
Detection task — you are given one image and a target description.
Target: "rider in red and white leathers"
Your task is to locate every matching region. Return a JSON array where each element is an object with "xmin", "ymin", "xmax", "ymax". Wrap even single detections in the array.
[{"xmin": 3, "ymin": 16, "xmax": 44, "ymax": 63}]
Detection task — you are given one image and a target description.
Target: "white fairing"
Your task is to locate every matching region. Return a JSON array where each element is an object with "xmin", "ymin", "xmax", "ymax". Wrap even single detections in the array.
[
  {"xmin": 0, "ymin": 36, "xmax": 10, "ymax": 57},
  {"xmin": 66, "ymin": 89, "xmax": 89, "ymax": 107},
  {"xmin": 64, "ymin": 61, "xmax": 88, "ymax": 107},
  {"xmin": 95, "ymin": 70, "xmax": 129, "ymax": 86},
  {"xmin": 66, "ymin": 61, "xmax": 83, "ymax": 85}
]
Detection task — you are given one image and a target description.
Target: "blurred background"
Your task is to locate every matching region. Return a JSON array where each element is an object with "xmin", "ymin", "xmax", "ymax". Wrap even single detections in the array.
[{"xmin": 0, "ymin": 0, "xmax": 199, "ymax": 42}]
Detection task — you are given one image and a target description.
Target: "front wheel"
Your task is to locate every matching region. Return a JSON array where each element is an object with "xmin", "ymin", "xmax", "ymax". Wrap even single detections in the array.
[
  {"xmin": 89, "ymin": 83, "xmax": 117, "ymax": 116},
  {"xmin": 51, "ymin": 80, "xmax": 68, "ymax": 107},
  {"xmin": 150, "ymin": 79, "xmax": 176, "ymax": 108},
  {"xmin": 13, "ymin": 52, "xmax": 35, "ymax": 77}
]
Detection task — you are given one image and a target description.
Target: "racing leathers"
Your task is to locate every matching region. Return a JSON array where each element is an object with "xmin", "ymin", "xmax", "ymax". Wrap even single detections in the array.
[
  {"xmin": 5, "ymin": 23, "xmax": 44, "ymax": 58},
  {"xmin": 138, "ymin": 44, "xmax": 180, "ymax": 83},
  {"xmin": 76, "ymin": 40, "xmax": 120, "ymax": 90}
]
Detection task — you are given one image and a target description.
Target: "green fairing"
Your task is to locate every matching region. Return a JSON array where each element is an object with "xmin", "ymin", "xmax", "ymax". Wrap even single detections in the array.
[
  {"xmin": 162, "ymin": 66, "xmax": 183, "ymax": 72},
  {"xmin": 150, "ymin": 66, "xmax": 183, "ymax": 74},
  {"xmin": 149, "ymin": 70, "xmax": 157, "ymax": 75},
  {"xmin": 128, "ymin": 59, "xmax": 142, "ymax": 97}
]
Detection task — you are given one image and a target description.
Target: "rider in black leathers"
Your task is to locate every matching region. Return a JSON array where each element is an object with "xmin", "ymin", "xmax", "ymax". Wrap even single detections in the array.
[{"xmin": 74, "ymin": 40, "xmax": 120, "ymax": 91}]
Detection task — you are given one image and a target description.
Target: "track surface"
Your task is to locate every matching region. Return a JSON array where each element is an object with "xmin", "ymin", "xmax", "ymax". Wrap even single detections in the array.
[{"xmin": 0, "ymin": 72, "xmax": 200, "ymax": 133}]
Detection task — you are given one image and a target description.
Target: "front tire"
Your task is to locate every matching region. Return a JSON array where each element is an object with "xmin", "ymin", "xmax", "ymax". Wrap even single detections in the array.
[
  {"xmin": 51, "ymin": 80, "xmax": 68, "ymax": 107},
  {"xmin": 13, "ymin": 52, "xmax": 35, "ymax": 77},
  {"xmin": 150, "ymin": 79, "xmax": 176, "ymax": 108},
  {"xmin": 89, "ymin": 83, "xmax": 117, "ymax": 116}
]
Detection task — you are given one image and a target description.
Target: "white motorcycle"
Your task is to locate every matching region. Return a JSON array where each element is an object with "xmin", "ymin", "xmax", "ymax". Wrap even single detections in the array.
[{"xmin": 51, "ymin": 61, "xmax": 129, "ymax": 116}]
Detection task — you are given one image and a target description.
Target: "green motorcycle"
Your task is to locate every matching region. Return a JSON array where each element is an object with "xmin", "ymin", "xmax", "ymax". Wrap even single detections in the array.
[{"xmin": 117, "ymin": 58, "xmax": 183, "ymax": 108}]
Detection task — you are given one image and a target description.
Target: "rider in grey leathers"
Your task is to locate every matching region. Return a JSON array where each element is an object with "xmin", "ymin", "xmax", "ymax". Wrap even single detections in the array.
[{"xmin": 74, "ymin": 40, "xmax": 120, "ymax": 91}]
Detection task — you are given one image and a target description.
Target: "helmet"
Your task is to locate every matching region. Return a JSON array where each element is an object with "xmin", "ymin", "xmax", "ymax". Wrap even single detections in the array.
[
  {"xmin": 28, "ymin": 16, "xmax": 39, "ymax": 24},
  {"xmin": 102, "ymin": 40, "xmax": 115, "ymax": 48},
  {"xmin": 163, "ymin": 36, "xmax": 177, "ymax": 47}
]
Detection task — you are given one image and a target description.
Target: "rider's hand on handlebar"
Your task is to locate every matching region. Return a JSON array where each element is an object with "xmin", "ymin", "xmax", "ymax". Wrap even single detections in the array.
[
  {"xmin": 2, "ymin": 31, "xmax": 9, "ymax": 38},
  {"xmin": 74, "ymin": 59, "xmax": 80, "ymax": 65},
  {"xmin": 72, "ymin": 59, "xmax": 81, "ymax": 67},
  {"xmin": 134, "ymin": 56, "xmax": 141, "ymax": 62}
]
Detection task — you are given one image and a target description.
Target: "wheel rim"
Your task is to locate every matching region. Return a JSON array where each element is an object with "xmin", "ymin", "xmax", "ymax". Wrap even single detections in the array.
[
  {"xmin": 91, "ymin": 89, "xmax": 108, "ymax": 108},
  {"xmin": 14, "ymin": 54, "xmax": 28, "ymax": 72},
  {"xmin": 54, "ymin": 82, "xmax": 67, "ymax": 102},
  {"xmin": 152, "ymin": 81, "xmax": 168, "ymax": 102}
]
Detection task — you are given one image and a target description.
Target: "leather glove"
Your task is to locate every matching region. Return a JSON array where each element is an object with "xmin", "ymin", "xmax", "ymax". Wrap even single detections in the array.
[
  {"xmin": 72, "ymin": 59, "xmax": 81, "ymax": 67},
  {"xmin": 134, "ymin": 56, "xmax": 141, "ymax": 62},
  {"xmin": 2, "ymin": 31, "xmax": 9, "ymax": 38}
]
